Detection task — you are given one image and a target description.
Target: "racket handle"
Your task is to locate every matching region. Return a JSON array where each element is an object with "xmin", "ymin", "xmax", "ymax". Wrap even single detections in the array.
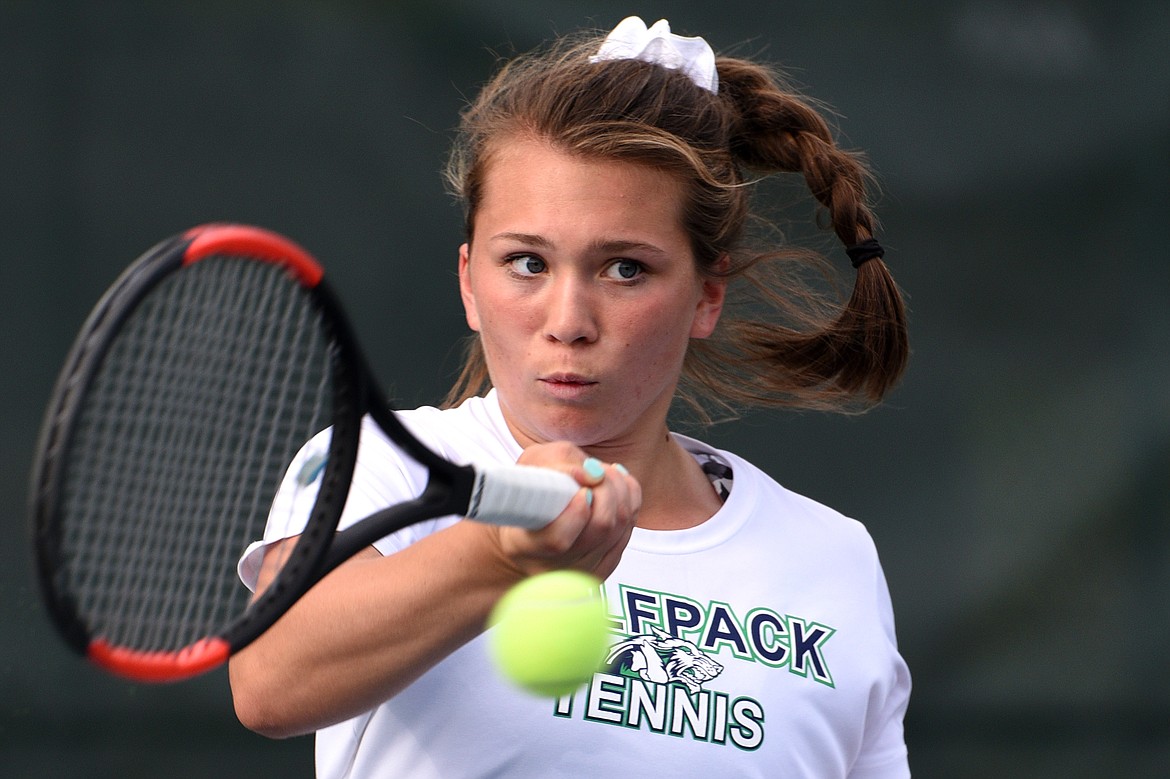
[{"xmin": 468, "ymin": 464, "xmax": 581, "ymax": 529}]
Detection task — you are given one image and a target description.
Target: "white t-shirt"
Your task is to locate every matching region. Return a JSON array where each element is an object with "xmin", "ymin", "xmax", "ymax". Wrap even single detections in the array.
[{"xmin": 239, "ymin": 392, "xmax": 911, "ymax": 778}]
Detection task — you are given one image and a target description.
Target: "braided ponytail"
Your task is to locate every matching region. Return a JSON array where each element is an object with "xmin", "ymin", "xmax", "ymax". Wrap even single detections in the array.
[{"xmin": 689, "ymin": 57, "xmax": 909, "ymax": 412}]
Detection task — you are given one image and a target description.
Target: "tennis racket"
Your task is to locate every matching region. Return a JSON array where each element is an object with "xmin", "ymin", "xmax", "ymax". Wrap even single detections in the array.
[{"xmin": 30, "ymin": 223, "xmax": 579, "ymax": 683}]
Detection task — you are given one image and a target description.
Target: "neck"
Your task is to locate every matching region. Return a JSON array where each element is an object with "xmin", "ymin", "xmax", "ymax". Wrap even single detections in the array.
[
  {"xmin": 495, "ymin": 392, "xmax": 721, "ymax": 531},
  {"xmin": 583, "ymin": 428, "xmax": 721, "ymax": 531}
]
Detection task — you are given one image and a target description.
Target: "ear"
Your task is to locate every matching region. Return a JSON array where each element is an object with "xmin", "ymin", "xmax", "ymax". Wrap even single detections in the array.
[
  {"xmin": 458, "ymin": 242, "xmax": 481, "ymax": 332},
  {"xmin": 689, "ymin": 258, "xmax": 728, "ymax": 339}
]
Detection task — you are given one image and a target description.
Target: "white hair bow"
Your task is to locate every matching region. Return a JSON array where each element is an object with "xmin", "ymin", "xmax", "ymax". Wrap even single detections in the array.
[{"xmin": 590, "ymin": 16, "xmax": 719, "ymax": 94}]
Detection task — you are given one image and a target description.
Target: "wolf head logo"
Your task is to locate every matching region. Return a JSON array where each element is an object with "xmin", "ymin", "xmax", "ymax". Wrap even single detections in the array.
[{"xmin": 605, "ymin": 626, "xmax": 724, "ymax": 693}]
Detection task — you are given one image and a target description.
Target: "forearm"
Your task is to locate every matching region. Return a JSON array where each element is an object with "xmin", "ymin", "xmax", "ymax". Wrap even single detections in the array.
[
  {"xmin": 230, "ymin": 449, "xmax": 637, "ymax": 739},
  {"xmin": 229, "ymin": 520, "xmax": 520, "ymax": 738}
]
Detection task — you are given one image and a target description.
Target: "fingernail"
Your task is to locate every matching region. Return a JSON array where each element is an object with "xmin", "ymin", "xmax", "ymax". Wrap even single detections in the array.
[
  {"xmin": 613, "ymin": 463, "xmax": 629, "ymax": 475},
  {"xmin": 583, "ymin": 457, "xmax": 605, "ymax": 479},
  {"xmin": 585, "ymin": 488, "xmax": 594, "ymax": 507}
]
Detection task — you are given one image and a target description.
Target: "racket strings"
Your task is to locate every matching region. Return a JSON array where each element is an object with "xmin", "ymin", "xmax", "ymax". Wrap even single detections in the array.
[
  {"xmin": 145, "ymin": 266, "xmax": 263, "ymax": 648},
  {"xmin": 59, "ymin": 257, "xmax": 333, "ymax": 653},
  {"xmin": 122, "ymin": 269, "xmax": 231, "ymax": 649}
]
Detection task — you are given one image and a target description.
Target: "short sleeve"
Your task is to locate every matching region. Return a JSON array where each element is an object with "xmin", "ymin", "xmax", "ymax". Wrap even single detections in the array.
[
  {"xmin": 848, "ymin": 558, "xmax": 912, "ymax": 778},
  {"xmin": 236, "ymin": 418, "xmax": 433, "ymax": 591}
]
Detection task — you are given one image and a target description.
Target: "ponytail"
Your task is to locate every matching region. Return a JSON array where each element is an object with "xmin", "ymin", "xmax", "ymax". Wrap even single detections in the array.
[{"xmin": 679, "ymin": 57, "xmax": 909, "ymax": 415}]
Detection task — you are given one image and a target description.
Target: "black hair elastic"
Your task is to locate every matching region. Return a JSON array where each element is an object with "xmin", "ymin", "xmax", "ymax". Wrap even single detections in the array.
[{"xmin": 845, "ymin": 238, "xmax": 885, "ymax": 269}]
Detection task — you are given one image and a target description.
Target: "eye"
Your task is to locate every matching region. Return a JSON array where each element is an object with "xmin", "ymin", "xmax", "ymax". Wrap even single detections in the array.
[
  {"xmin": 603, "ymin": 259, "xmax": 644, "ymax": 281},
  {"xmin": 506, "ymin": 254, "xmax": 546, "ymax": 276}
]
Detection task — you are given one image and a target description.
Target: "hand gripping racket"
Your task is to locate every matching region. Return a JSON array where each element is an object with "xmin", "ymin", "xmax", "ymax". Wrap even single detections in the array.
[{"xmin": 30, "ymin": 223, "xmax": 579, "ymax": 683}]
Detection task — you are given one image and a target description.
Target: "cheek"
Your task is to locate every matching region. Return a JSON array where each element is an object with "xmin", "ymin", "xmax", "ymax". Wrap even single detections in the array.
[
  {"xmin": 477, "ymin": 297, "xmax": 536, "ymax": 341},
  {"xmin": 474, "ymin": 296, "xmax": 538, "ymax": 369},
  {"xmin": 468, "ymin": 273, "xmax": 522, "ymax": 331},
  {"xmin": 616, "ymin": 302, "xmax": 695, "ymax": 370}
]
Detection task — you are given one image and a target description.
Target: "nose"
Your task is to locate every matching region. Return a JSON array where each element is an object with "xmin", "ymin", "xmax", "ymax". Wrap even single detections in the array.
[{"xmin": 543, "ymin": 275, "xmax": 598, "ymax": 345}]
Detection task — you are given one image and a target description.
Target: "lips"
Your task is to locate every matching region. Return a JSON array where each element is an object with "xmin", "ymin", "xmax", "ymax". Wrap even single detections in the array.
[
  {"xmin": 538, "ymin": 373, "xmax": 598, "ymax": 399},
  {"xmin": 541, "ymin": 372, "xmax": 595, "ymax": 385}
]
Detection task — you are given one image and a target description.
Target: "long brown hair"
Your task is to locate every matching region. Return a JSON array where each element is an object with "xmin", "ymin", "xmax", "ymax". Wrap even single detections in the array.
[{"xmin": 443, "ymin": 31, "xmax": 908, "ymax": 422}]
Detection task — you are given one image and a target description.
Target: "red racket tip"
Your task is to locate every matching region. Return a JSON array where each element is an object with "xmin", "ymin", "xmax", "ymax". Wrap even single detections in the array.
[
  {"xmin": 88, "ymin": 637, "xmax": 230, "ymax": 683},
  {"xmin": 182, "ymin": 224, "xmax": 324, "ymax": 287}
]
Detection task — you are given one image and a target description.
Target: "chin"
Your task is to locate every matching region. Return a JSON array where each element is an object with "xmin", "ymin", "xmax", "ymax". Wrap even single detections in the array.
[
  {"xmin": 500, "ymin": 387, "xmax": 666, "ymax": 449},
  {"xmin": 524, "ymin": 408, "xmax": 624, "ymax": 449}
]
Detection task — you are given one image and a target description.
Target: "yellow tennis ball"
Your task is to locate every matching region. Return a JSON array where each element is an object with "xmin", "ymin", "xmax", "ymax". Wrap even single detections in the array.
[{"xmin": 488, "ymin": 570, "xmax": 608, "ymax": 697}]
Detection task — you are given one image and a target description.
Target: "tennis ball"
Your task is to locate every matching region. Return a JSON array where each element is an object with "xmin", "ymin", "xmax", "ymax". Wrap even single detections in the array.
[{"xmin": 488, "ymin": 570, "xmax": 609, "ymax": 697}]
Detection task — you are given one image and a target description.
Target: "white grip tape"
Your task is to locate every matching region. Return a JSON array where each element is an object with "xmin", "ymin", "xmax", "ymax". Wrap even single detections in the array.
[{"xmin": 468, "ymin": 464, "xmax": 581, "ymax": 529}]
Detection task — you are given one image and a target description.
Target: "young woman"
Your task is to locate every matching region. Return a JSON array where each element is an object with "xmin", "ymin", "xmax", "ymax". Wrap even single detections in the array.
[{"xmin": 231, "ymin": 17, "xmax": 911, "ymax": 778}]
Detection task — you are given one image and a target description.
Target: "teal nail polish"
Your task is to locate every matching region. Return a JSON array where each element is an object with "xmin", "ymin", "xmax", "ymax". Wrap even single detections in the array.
[
  {"xmin": 585, "ymin": 488, "xmax": 594, "ymax": 507},
  {"xmin": 583, "ymin": 457, "xmax": 605, "ymax": 479},
  {"xmin": 613, "ymin": 463, "xmax": 629, "ymax": 475}
]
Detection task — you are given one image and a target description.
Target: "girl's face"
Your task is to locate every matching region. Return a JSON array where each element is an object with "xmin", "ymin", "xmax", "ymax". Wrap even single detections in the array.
[{"xmin": 459, "ymin": 137, "xmax": 725, "ymax": 451}]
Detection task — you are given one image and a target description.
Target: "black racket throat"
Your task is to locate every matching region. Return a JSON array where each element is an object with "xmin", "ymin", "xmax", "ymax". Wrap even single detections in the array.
[{"xmin": 227, "ymin": 400, "xmax": 478, "ymax": 655}]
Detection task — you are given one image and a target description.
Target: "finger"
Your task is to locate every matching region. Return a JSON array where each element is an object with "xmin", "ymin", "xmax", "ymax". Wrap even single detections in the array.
[
  {"xmin": 575, "ymin": 457, "xmax": 608, "ymax": 487},
  {"xmin": 499, "ymin": 482, "xmax": 594, "ymax": 566},
  {"xmin": 612, "ymin": 463, "xmax": 642, "ymax": 518},
  {"xmin": 597, "ymin": 463, "xmax": 641, "ymax": 522},
  {"xmin": 565, "ymin": 465, "xmax": 637, "ymax": 551},
  {"xmin": 515, "ymin": 443, "xmax": 606, "ymax": 487},
  {"xmin": 547, "ymin": 455, "xmax": 608, "ymax": 488}
]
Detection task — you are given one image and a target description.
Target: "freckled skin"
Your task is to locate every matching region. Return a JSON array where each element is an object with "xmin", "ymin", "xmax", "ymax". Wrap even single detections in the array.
[{"xmin": 458, "ymin": 138, "xmax": 724, "ymax": 454}]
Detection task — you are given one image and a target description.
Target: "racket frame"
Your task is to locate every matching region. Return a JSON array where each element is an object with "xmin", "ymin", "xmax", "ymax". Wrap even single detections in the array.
[{"xmin": 30, "ymin": 224, "xmax": 479, "ymax": 681}]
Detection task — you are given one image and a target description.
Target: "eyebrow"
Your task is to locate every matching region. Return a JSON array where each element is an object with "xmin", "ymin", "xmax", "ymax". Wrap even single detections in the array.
[
  {"xmin": 490, "ymin": 232, "xmax": 553, "ymax": 249},
  {"xmin": 489, "ymin": 232, "xmax": 670, "ymax": 258}
]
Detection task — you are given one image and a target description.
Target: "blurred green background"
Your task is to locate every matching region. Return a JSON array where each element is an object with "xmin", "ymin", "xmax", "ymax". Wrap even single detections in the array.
[{"xmin": 3, "ymin": 1, "xmax": 1167, "ymax": 776}]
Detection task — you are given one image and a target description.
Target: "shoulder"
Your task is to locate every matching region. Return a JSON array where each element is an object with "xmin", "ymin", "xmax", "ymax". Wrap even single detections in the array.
[
  {"xmin": 347, "ymin": 392, "xmax": 521, "ymax": 552},
  {"xmin": 392, "ymin": 390, "xmax": 521, "ymax": 466},
  {"xmin": 675, "ymin": 432, "xmax": 879, "ymax": 558},
  {"xmin": 351, "ymin": 390, "xmax": 520, "ymax": 498}
]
